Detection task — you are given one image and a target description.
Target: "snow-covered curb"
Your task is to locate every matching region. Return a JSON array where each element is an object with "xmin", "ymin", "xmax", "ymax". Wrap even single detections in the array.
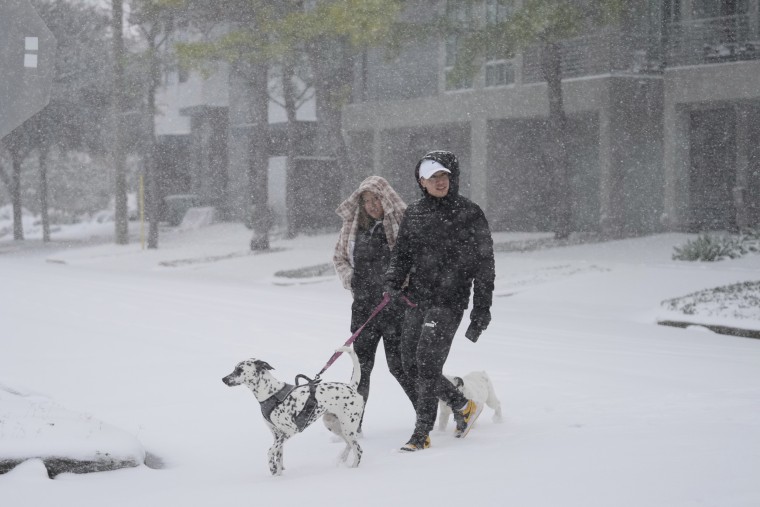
[
  {"xmin": 0, "ymin": 385, "xmax": 145, "ymax": 477},
  {"xmin": 657, "ymin": 280, "xmax": 760, "ymax": 339}
]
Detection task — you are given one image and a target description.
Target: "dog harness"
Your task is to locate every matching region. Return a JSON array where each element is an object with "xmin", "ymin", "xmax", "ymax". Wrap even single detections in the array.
[
  {"xmin": 259, "ymin": 380, "xmax": 320, "ymax": 433},
  {"xmin": 292, "ymin": 381, "xmax": 319, "ymax": 432},
  {"xmin": 259, "ymin": 384, "xmax": 296, "ymax": 424}
]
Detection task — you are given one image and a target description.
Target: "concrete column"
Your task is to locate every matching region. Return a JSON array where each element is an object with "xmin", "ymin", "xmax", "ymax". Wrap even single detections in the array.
[
  {"xmin": 470, "ymin": 117, "xmax": 488, "ymax": 209},
  {"xmin": 226, "ymin": 63, "xmax": 255, "ymax": 221},
  {"xmin": 734, "ymin": 104, "xmax": 751, "ymax": 230},
  {"xmin": 513, "ymin": 53, "xmax": 524, "ymax": 85},
  {"xmin": 749, "ymin": 0, "xmax": 759, "ymax": 39},
  {"xmin": 597, "ymin": 82, "xmax": 626, "ymax": 237},
  {"xmin": 372, "ymin": 127, "xmax": 383, "ymax": 178},
  {"xmin": 663, "ymin": 105, "xmax": 691, "ymax": 231},
  {"xmin": 598, "ymin": 104, "xmax": 615, "ymax": 235}
]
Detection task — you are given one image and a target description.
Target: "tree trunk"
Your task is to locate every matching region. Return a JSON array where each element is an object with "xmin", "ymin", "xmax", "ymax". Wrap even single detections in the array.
[
  {"xmin": 307, "ymin": 37, "xmax": 354, "ymax": 178},
  {"xmin": 542, "ymin": 40, "xmax": 572, "ymax": 240},
  {"xmin": 282, "ymin": 55, "xmax": 299, "ymax": 239},
  {"xmin": 0, "ymin": 160, "xmax": 9, "ymax": 193},
  {"xmin": 145, "ymin": 32, "xmax": 160, "ymax": 249},
  {"xmin": 10, "ymin": 149, "xmax": 24, "ymax": 241},
  {"xmin": 248, "ymin": 61, "xmax": 271, "ymax": 250},
  {"xmin": 112, "ymin": 0, "xmax": 129, "ymax": 244},
  {"xmin": 39, "ymin": 146, "xmax": 51, "ymax": 242}
]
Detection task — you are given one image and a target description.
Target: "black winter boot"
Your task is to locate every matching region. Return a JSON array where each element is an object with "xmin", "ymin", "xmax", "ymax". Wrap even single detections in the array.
[{"xmin": 399, "ymin": 431, "xmax": 431, "ymax": 452}]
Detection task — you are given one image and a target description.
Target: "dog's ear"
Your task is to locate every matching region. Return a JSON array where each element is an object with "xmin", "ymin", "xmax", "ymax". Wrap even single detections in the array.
[{"xmin": 254, "ymin": 360, "xmax": 274, "ymax": 371}]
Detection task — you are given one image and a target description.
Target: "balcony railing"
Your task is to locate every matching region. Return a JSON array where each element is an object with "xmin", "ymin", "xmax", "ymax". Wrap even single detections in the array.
[
  {"xmin": 521, "ymin": 31, "xmax": 661, "ymax": 84},
  {"xmin": 518, "ymin": 15, "xmax": 760, "ymax": 84},
  {"xmin": 665, "ymin": 14, "xmax": 760, "ymax": 66}
]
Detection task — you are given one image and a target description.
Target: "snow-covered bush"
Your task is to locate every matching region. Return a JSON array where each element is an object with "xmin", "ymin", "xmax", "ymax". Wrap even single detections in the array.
[
  {"xmin": 672, "ymin": 230, "xmax": 760, "ymax": 261},
  {"xmin": 662, "ymin": 280, "xmax": 760, "ymax": 321}
]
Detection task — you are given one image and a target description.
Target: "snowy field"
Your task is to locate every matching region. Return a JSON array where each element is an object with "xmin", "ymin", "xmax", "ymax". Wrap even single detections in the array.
[{"xmin": 1, "ymin": 217, "xmax": 760, "ymax": 507}]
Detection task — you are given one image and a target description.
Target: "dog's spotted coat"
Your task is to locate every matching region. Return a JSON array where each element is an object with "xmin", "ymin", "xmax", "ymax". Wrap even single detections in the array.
[{"xmin": 222, "ymin": 347, "xmax": 364, "ymax": 475}]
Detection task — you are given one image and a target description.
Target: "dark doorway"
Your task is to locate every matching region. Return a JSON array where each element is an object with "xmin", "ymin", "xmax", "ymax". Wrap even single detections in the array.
[
  {"xmin": 688, "ymin": 108, "xmax": 736, "ymax": 231},
  {"xmin": 287, "ymin": 156, "xmax": 342, "ymax": 234},
  {"xmin": 487, "ymin": 116, "xmax": 599, "ymax": 232}
]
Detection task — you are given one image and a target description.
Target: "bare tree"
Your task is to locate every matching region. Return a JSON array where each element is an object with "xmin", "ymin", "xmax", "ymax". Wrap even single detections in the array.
[
  {"xmin": 112, "ymin": 0, "xmax": 130, "ymax": 244},
  {"xmin": 0, "ymin": 131, "xmax": 34, "ymax": 240}
]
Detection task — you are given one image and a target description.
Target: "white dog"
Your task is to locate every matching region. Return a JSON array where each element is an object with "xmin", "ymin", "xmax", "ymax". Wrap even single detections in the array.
[
  {"xmin": 437, "ymin": 371, "xmax": 503, "ymax": 431},
  {"xmin": 222, "ymin": 346, "xmax": 364, "ymax": 475}
]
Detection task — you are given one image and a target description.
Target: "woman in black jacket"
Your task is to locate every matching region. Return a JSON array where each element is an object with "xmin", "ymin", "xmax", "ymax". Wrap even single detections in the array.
[
  {"xmin": 384, "ymin": 150, "xmax": 495, "ymax": 451},
  {"xmin": 334, "ymin": 176, "xmax": 417, "ymax": 432}
]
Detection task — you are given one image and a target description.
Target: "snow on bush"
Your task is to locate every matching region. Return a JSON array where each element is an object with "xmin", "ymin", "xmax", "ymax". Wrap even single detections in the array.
[
  {"xmin": 672, "ymin": 230, "xmax": 760, "ymax": 261},
  {"xmin": 661, "ymin": 281, "xmax": 760, "ymax": 321}
]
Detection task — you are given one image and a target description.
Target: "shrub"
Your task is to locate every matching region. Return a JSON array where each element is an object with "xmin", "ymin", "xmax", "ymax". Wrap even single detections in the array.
[{"xmin": 672, "ymin": 230, "xmax": 760, "ymax": 261}]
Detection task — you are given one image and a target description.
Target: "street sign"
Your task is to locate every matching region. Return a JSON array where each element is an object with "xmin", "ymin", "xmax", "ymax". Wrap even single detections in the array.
[{"xmin": 0, "ymin": 0, "xmax": 56, "ymax": 140}]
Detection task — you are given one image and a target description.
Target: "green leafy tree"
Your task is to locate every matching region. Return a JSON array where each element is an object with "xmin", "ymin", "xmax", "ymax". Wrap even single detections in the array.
[{"xmin": 449, "ymin": 0, "xmax": 625, "ymax": 239}]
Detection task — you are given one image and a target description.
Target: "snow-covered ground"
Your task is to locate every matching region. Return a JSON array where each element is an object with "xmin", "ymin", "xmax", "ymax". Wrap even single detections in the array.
[{"xmin": 1, "ymin": 217, "xmax": 759, "ymax": 507}]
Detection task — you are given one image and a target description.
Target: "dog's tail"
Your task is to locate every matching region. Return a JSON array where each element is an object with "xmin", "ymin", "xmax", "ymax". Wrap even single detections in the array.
[{"xmin": 337, "ymin": 346, "xmax": 361, "ymax": 391}]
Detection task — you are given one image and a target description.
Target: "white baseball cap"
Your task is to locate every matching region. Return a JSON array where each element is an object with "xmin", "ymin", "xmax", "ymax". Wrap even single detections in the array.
[{"xmin": 418, "ymin": 159, "xmax": 451, "ymax": 179}]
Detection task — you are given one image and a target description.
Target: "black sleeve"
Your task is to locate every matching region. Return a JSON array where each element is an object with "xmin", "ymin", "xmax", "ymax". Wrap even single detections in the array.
[
  {"xmin": 472, "ymin": 207, "xmax": 495, "ymax": 310},
  {"xmin": 384, "ymin": 212, "xmax": 413, "ymax": 291}
]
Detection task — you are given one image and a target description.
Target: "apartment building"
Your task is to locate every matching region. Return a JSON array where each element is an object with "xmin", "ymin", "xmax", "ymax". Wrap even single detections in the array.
[
  {"xmin": 343, "ymin": 0, "xmax": 760, "ymax": 234},
  {"xmin": 156, "ymin": 0, "xmax": 760, "ymax": 235}
]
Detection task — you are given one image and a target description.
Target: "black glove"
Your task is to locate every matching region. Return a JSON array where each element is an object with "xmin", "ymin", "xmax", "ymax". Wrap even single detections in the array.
[{"xmin": 465, "ymin": 307, "xmax": 491, "ymax": 342}]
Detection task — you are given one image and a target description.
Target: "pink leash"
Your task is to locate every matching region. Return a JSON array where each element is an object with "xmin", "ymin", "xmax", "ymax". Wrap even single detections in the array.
[{"xmin": 315, "ymin": 292, "xmax": 416, "ymax": 380}]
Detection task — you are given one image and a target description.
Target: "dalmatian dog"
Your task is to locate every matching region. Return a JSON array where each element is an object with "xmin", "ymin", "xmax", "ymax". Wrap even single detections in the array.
[
  {"xmin": 222, "ymin": 346, "xmax": 364, "ymax": 476},
  {"xmin": 437, "ymin": 371, "xmax": 503, "ymax": 431}
]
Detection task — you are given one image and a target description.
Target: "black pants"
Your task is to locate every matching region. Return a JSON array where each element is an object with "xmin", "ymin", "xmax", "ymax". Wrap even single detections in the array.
[
  {"xmin": 400, "ymin": 305, "xmax": 467, "ymax": 435},
  {"xmin": 352, "ymin": 300, "xmax": 417, "ymax": 424}
]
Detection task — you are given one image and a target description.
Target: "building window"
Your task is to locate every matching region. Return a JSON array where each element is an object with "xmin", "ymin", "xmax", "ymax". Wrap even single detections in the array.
[
  {"xmin": 485, "ymin": 0, "xmax": 512, "ymax": 25},
  {"xmin": 662, "ymin": 0, "xmax": 681, "ymax": 23},
  {"xmin": 692, "ymin": 0, "xmax": 748, "ymax": 19},
  {"xmin": 444, "ymin": 1, "xmax": 474, "ymax": 91},
  {"xmin": 485, "ymin": 60, "xmax": 514, "ymax": 87},
  {"xmin": 443, "ymin": 0, "xmax": 517, "ymax": 90},
  {"xmin": 484, "ymin": 0, "xmax": 515, "ymax": 87}
]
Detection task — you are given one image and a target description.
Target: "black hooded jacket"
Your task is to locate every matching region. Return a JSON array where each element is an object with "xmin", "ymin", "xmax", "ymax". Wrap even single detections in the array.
[{"xmin": 384, "ymin": 150, "xmax": 495, "ymax": 313}]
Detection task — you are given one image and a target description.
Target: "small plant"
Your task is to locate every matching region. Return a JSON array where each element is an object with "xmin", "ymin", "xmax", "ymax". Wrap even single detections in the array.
[
  {"xmin": 672, "ymin": 234, "xmax": 737, "ymax": 261},
  {"xmin": 737, "ymin": 229, "xmax": 760, "ymax": 254},
  {"xmin": 672, "ymin": 229, "xmax": 760, "ymax": 261}
]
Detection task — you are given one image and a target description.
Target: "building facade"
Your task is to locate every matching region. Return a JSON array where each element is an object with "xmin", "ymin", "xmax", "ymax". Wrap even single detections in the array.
[
  {"xmin": 156, "ymin": 0, "xmax": 760, "ymax": 236},
  {"xmin": 342, "ymin": 0, "xmax": 760, "ymax": 235}
]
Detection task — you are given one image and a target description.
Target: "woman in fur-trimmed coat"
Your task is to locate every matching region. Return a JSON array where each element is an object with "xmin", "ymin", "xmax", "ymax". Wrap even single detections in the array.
[{"xmin": 333, "ymin": 176, "xmax": 417, "ymax": 430}]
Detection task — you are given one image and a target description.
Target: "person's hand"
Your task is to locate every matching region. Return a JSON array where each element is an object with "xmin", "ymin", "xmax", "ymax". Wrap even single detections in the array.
[{"xmin": 465, "ymin": 307, "xmax": 491, "ymax": 342}]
